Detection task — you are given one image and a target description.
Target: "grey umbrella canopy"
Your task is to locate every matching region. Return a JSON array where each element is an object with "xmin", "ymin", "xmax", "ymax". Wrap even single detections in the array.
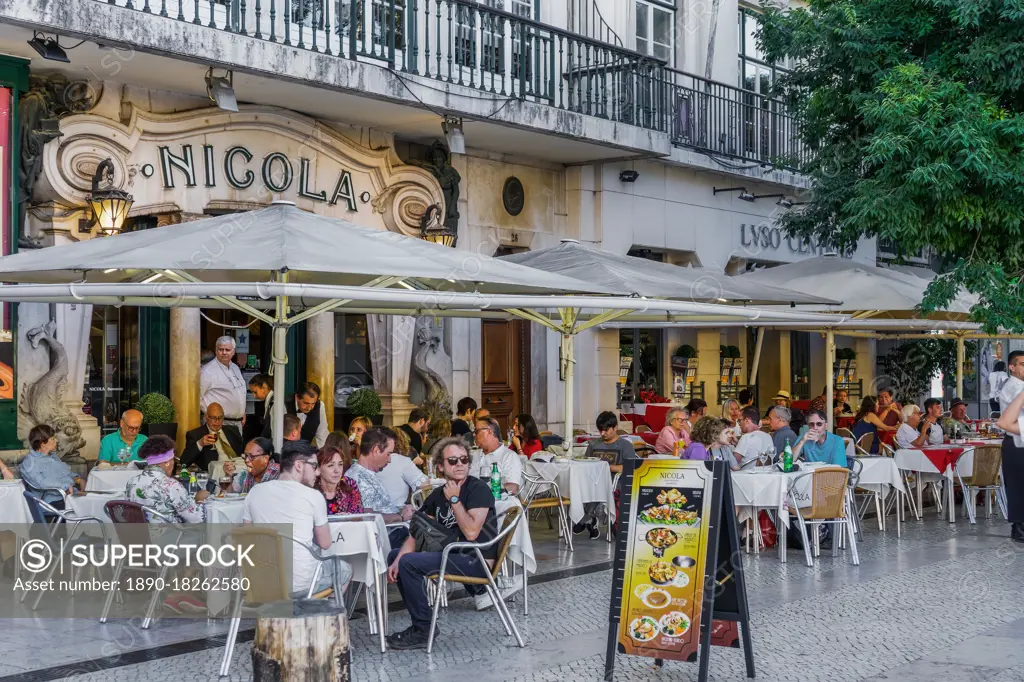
[
  {"xmin": 500, "ymin": 239, "xmax": 840, "ymax": 306},
  {"xmin": 0, "ymin": 203, "xmax": 617, "ymax": 295}
]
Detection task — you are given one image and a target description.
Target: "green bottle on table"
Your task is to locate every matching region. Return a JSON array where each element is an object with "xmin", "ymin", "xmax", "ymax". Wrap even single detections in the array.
[
  {"xmin": 782, "ymin": 439, "xmax": 793, "ymax": 472},
  {"xmin": 490, "ymin": 463, "xmax": 502, "ymax": 499}
]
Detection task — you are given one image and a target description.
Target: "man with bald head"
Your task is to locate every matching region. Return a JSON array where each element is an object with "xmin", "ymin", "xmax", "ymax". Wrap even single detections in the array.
[
  {"xmin": 182, "ymin": 402, "xmax": 244, "ymax": 472},
  {"xmin": 97, "ymin": 408, "xmax": 148, "ymax": 462}
]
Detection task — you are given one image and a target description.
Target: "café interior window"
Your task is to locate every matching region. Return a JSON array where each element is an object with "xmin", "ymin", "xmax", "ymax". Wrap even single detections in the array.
[{"xmin": 86, "ymin": 306, "xmax": 140, "ymax": 434}]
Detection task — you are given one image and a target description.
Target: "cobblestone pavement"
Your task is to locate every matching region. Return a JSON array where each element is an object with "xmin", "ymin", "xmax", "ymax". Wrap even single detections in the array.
[{"xmin": 11, "ymin": 515, "xmax": 1024, "ymax": 681}]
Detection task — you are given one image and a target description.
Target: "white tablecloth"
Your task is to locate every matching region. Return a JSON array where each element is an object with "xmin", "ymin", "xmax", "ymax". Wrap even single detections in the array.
[
  {"xmin": 66, "ymin": 492, "xmax": 121, "ymax": 521},
  {"xmin": 86, "ymin": 467, "xmax": 142, "ymax": 492},
  {"xmin": 854, "ymin": 457, "xmax": 908, "ymax": 496},
  {"xmin": 496, "ymin": 497, "xmax": 537, "ymax": 574},
  {"xmin": 894, "ymin": 445, "xmax": 988, "ymax": 522},
  {"xmin": 0, "ymin": 480, "xmax": 34, "ymax": 535},
  {"xmin": 732, "ymin": 462, "xmax": 834, "ymax": 525},
  {"xmin": 528, "ymin": 458, "xmax": 615, "ymax": 524}
]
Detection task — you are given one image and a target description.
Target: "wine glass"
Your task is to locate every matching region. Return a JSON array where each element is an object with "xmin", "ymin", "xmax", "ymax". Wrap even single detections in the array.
[
  {"xmin": 117, "ymin": 447, "xmax": 130, "ymax": 465},
  {"xmin": 196, "ymin": 472, "xmax": 210, "ymax": 494},
  {"xmin": 218, "ymin": 476, "xmax": 233, "ymax": 496}
]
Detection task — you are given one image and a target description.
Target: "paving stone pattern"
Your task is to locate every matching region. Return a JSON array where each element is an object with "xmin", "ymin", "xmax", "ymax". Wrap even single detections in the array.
[{"xmin": 24, "ymin": 516, "xmax": 1024, "ymax": 681}]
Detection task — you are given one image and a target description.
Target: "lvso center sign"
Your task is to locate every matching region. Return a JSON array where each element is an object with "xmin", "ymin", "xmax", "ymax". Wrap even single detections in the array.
[{"xmin": 739, "ymin": 223, "xmax": 828, "ymax": 257}]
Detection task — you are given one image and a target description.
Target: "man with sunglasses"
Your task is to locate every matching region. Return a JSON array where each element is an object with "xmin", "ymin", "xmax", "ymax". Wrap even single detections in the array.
[
  {"xmin": 243, "ymin": 440, "xmax": 352, "ymax": 597},
  {"xmin": 386, "ymin": 437, "xmax": 498, "ymax": 650},
  {"xmin": 791, "ymin": 409, "xmax": 847, "ymax": 466}
]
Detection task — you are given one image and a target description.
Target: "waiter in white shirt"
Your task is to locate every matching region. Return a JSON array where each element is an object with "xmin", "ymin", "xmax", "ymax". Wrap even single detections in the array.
[
  {"xmin": 199, "ymin": 336, "xmax": 247, "ymax": 429},
  {"xmin": 996, "ymin": 350, "xmax": 1024, "ymax": 542}
]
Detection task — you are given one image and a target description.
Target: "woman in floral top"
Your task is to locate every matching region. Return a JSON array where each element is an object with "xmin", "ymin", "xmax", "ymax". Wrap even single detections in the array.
[
  {"xmin": 314, "ymin": 442, "xmax": 361, "ymax": 515},
  {"xmin": 125, "ymin": 435, "xmax": 207, "ymax": 523}
]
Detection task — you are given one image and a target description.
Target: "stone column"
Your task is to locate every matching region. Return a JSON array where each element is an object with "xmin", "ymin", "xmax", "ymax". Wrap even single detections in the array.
[
  {"xmin": 696, "ymin": 329, "xmax": 721, "ymax": 408},
  {"xmin": 368, "ymin": 314, "xmax": 415, "ymax": 427},
  {"xmin": 854, "ymin": 337, "xmax": 877, "ymax": 395},
  {"xmin": 306, "ymin": 312, "xmax": 335, "ymax": 431},
  {"xmin": 595, "ymin": 328, "xmax": 621, "ymax": 421},
  {"xmin": 170, "ymin": 308, "xmax": 201, "ymax": 453}
]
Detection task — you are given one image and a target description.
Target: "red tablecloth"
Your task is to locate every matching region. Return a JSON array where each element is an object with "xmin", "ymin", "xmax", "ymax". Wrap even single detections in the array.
[
  {"xmin": 620, "ymin": 405, "xmax": 672, "ymax": 432},
  {"xmin": 638, "ymin": 432, "xmax": 659, "ymax": 447},
  {"xmin": 878, "ymin": 430, "xmax": 896, "ymax": 447},
  {"xmin": 836, "ymin": 416, "xmax": 856, "ymax": 430},
  {"xmin": 917, "ymin": 447, "xmax": 965, "ymax": 474}
]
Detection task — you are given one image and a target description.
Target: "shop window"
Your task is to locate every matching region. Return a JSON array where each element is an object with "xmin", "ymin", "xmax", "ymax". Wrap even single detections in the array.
[
  {"xmin": 737, "ymin": 8, "xmax": 791, "ymax": 94},
  {"xmin": 335, "ymin": 313, "xmax": 372, "ymax": 392},
  {"xmin": 636, "ymin": 0, "xmax": 674, "ymax": 63},
  {"xmin": 790, "ymin": 331, "xmax": 810, "ymax": 400},
  {"xmin": 619, "ymin": 328, "xmax": 665, "ymax": 403}
]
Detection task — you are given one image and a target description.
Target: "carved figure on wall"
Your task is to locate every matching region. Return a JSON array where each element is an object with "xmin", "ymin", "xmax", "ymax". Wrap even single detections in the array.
[
  {"xmin": 19, "ymin": 321, "xmax": 86, "ymax": 459},
  {"xmin": 412, "ymin": 318, "xmax": 453, "ymax": 452},
  {"xmin": 18, "ymin": 73, "xmax": 96, "ymax": 249},
  {"xmin": 407, "ymin": 142, "xmax": 460, "ymax": 231}
]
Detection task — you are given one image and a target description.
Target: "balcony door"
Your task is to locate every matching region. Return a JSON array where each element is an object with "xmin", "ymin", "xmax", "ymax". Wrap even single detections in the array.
[{"xmin": 481, "ymin": 319, "xmax": 531, "ymax": 432}]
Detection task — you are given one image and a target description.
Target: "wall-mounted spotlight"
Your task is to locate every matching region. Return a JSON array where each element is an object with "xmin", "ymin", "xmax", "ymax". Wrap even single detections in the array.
[
  {"xmin": 713, "ymin": 186, "xmax": 755, "ymax": 202},
  {"xmin": 28, "ymin": 32, "xmax": 71, "ymax": 63},
  {"xmin": 205, "ymin": 68, "xmax": 238, "ymax": 112},
  {"xmin": 442, "ymin": 116, "xmax": 465, "ymax": 154},
  {"xmin": 619, "ymin": 170, "xmax": 640, "ymax": 183}
]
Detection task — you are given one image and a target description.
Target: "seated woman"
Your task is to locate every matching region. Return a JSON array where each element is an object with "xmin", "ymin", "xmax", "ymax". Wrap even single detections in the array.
[
  {"xmin": 682, "ymin": 417, "xmax": 731, "ymax": 461},
  {"xmin": 314, "ymin": 443, "xmax": 362, "ymax": 515},
  {"xmin": 851, "ymin": 396, "xmax": 897, "ymax": 454},
  {"xmin": 20, "ymin": 424, "xmax": 83, "ymax": 508},
  {"xmin": 347, "ymin": 416, "xmax": 373, "ymax": 448},
  {"xmin": 224, "ymin": 437, "xmax": 279, "ymax": 493},
  {"xmin": 125, "ymin": 435, "xmax": 207, "ymax": 523},
  {"xmin": 510, "ymin": 413, "xmax": 543, "ymax": 458},
  {"xmin": 654, "ymin": 407, "xmax": 689, "ymax": 455}
]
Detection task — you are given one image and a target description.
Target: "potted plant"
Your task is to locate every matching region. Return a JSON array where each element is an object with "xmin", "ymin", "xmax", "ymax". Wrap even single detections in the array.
[
  {"xmin": 674, "ymin": 344, "xmax": 697, "ymax": 359},
  {"xmin": 347, "ymin": 387, "xmax": 383, "ymax": 425},
  {"xmin": 137, "ymin": 392, "xmax": 177, "ymax": 440}
]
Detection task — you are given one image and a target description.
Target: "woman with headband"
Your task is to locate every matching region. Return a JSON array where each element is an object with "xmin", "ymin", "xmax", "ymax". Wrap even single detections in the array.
[{"xmin": 125, "ymin": 435, "xmax": 208, "ymax": 523}]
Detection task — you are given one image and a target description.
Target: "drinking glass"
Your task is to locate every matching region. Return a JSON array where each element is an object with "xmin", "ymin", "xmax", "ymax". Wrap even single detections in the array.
[
  {"xmin": 117, "ymin": 447, "xmax": 130, "ymax": 464},
  {"xmin": 196, "ymin": 472, "xmax": 210, "ymax": 493},
  {"xmin": 218, "ymin": 476, "xmax": 233, "ymax": 496}
]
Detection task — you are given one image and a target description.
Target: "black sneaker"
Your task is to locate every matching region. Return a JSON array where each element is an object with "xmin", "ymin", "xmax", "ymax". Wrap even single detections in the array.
[
  {"xmin": 386, "ymin": 625, "xmax": 434, "ymax": 650},
  {"xmin": 1011, "ymin": 522, "xmax": 1024, "ymax": 544},
  {"xmin": 572, "ymin": 521, "xmax": 589, "ymax": 535},
  {"xmin": 588, "ymin": 523, "xmax": 601, "ymax": 540}
]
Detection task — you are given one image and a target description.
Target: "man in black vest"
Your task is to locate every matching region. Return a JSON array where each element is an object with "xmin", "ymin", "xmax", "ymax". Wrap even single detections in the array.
[
  {"xmin": 285, "ymin": 382, "xmax": 329, "ymax": 448},
  {"xmin": 247, "ymin": 373, "xmax": 273, "ymax": 442},
  {"xmin": 182, "ymin": 402, "xmax": 244, "ymax": 472}
]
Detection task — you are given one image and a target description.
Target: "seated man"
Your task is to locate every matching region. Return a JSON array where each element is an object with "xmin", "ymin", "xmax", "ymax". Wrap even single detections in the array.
[
  {"xmin": 181, "ymin": 402, "xmax": 244, "ymax": 473},
  {"xmin": 943, "ymin": 398, "xmax": 972, "ymax": 437},
  {"xmin": 345, "ymin": 427, "xmax": 415, "ymax": 547},
  {"xmin": 895, "ymin": 405, "xmax": 925, "ymax": 449},
  {"xmin": 227, "ymin": 437, "xmax": 280, "ymax": 493},
  {"xmin": 575, "ymin": 411, "xmax": 636, "ymax": 538},
  {"xmin": 243, "ymin": 441, "xmax": 352, "ymax": 598},
  {"xmin": 98, "ymin": 409, "xmax": 147, "ymax": 463},
  {"xmin": 920, "ymin": 398, "xmax": 945, "ymax": 445},
  {"xmin": 732, "ymin": 407, "xmax": 774, "ymax": 469},
  {"xmin": 769, "ymin": 407, "xmax": 799, "ymax": 456},
  {"xmin": 791, "ymin": 410, "xmax": 847, "ymax": 466},
  {"xmin": 385, "ymin": 438, "xmax": 498, "ymax": 650},
  {"xmin": 125, "ymin": 435, "xmax": 207, "ymax": 523},
  {"xmin": 470, "ymin": 417, "xmax": 522, "ymax": 495},
  {"xmin": 20, "ymin": 424, "xmax": 83, "ymax": 508},
  {"xmin": 377, "ymin": 449, "xmax": 430, "ymax": 508}
]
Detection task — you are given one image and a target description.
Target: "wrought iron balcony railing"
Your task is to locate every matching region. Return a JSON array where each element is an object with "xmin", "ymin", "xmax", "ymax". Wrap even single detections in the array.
[
  {"xmin": 662, "ymin": 68, "xmax": 808, "ymax": 171},
  {"xmin": 99, "ymin": 0, "xmax": 670, "ymax": 132}
]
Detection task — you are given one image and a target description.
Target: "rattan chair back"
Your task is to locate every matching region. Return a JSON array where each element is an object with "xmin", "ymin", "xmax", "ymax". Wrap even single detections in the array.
[{"xmin": 807, "ymin": 467, "xmax": 849, "ymax": 520}]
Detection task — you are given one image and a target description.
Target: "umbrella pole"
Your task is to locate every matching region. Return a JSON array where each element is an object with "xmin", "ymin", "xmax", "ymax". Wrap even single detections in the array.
[
  {"xmin": 749, "ymin": 327, "xmax": 764, "ymax": 394},
  {"xmin": 562, "ymin": 331, "xmax": 575, "ymax": 450},
  {"xmin": 271, "ymin": 271, "xmax": 290, "ymax": 452},
  {"xmin": 826, "ymin": 329, "xmax": 835, "ymax": 432},
  {"xmin": 956, "ymin": 335, "xmax": 965, "ymax": 400}
]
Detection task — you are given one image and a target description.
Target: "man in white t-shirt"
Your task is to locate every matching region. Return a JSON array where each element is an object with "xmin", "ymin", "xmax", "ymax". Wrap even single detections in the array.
[
  {"xmin": 471, "ymin": 417, "xmax": 522, "ymax": 495},
  {"xmin": 377, "ymin": 453, "xmax": 430, "ymax": 508},
  {"xmin": 895, "ymin": 405, "xmax": 924, "ymax": 449},
  {"xmin": 243, "ymin": 442, "xmax": 352, "ymax": 596},
  {"xmin": 732, "ymin": 407, "xmax": 774, "ymax": 469}
]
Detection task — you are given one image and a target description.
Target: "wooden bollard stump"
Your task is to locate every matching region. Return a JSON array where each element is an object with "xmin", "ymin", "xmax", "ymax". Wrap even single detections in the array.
[{"xmin": 252, "ymin": 599, "xmax": 350, "ymax": 682}]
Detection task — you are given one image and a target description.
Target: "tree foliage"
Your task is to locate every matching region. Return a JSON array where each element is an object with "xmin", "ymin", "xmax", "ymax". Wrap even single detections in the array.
[
  {"xmin": 879, "ymin": 339, "xmax": 978, "ymax": 404},
  {"xmin": 758, "ymin": 0, "xmax": 1024, "ymax": 331}
]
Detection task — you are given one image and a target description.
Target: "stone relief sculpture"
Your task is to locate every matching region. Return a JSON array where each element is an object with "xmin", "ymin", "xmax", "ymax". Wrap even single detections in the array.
[
  {"xmin": 411, "ymin": 318, "xmax": 453, "ymax": 451},
  {"xmin": 19, "ymin": 321, "xmax": 86, "ymax": 459},
  {"xmin": 407, "ymin": 142, "xmax": 461, "ymax": 231},
  {"xmin": 18, "ymin": 73, "xmax": 96, "ymax": 248}
]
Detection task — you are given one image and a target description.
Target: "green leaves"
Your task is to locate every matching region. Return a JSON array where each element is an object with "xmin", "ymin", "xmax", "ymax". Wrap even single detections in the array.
[{"xmin": 760, "ymin": 0, "xmax": 1024, "ymax": 330}]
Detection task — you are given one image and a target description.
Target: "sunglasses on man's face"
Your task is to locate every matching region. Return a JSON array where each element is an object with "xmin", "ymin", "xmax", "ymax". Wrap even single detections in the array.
[
  {"xmin": 446, "ymin": 456, "xmax": 471, "ymax": 466},
  {"xmin": 807, "ymin": 421, "xmax": 826, "ymax": 428}
]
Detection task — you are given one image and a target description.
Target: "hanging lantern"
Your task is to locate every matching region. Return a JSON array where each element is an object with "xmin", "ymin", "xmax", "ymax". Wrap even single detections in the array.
[
  {"xmin": 419, "ymin": 204, "xmax": 456, "ymax": 248},
  {"xmin": 88, "ymin": 158, "xmax": 133, "ymax": 236}
]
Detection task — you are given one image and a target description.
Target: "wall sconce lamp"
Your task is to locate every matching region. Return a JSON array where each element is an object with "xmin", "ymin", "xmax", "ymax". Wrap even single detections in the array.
[
  {"xmin": 442, "ymin": 116, "xmax": 465, "ymax": 155},
  {"xmin": 713, "ymin": 186, "xmax": 755, "ymax": 202},
  {"xmin": 88, "ymin": 158, "xmax": 134, "ymax": 236},
  {"xmin": 420, "ymin": 204, "xmax": 456, "ymax": 248}
]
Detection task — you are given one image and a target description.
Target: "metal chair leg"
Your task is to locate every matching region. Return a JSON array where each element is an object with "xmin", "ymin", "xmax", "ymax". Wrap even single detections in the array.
[
  {"xmin": 218, "ymin": 595, "xmax": 244, "ymax": 677},
  {"xmin": 142, "ymin": 563, "xmax": 171, "ymax": 629},
  {"xmin": 426, "ymin": 575, "xmax": 446, "ymax": 655},
  {"xmin": 100, "ymin": 560, "xmax": 125, "ymax": 623}
]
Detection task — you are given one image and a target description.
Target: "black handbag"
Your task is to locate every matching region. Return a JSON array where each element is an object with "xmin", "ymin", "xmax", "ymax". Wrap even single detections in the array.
[{"xmin": 410, "ymin": 510, "xmax": 459, "ymax": 553}]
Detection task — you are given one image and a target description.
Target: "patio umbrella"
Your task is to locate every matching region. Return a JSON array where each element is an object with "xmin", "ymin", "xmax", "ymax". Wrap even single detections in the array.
[
  {"xmin": 499, "ymin": 240, "xmax": 841, "ymax": 445},
  {"xmin": 0, "ymin": 203, "xmax": 843, "ymax": 450}
]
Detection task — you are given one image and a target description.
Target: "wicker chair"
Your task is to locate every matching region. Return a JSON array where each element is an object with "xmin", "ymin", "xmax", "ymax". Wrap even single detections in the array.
[
  {"xmin": 788, "ymin": 466, "xmax": 859, "ymax": 567},
  {"xmin": 218, "ymin": 526, "xmax": 352, "ymax": 676},
  {"xmin": 957, "ymin": 446, "xmax": 1006, "ymax": 523},
  {"xmin": 635, "ymin": 425, "xmax": 652, "ymax": 433},
  {"xmin": 855, "ymin": 433, "xmax": 875, "ymax": 456},
  {"xmin": 425, "ymin": 507, "xmax": 526, "ymax": 653}
]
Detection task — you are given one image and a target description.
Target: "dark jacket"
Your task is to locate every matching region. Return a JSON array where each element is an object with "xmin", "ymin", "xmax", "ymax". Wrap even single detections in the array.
[{"xmin": 181, "ymin": 423, "xmax": 244, "ymax": 471}]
